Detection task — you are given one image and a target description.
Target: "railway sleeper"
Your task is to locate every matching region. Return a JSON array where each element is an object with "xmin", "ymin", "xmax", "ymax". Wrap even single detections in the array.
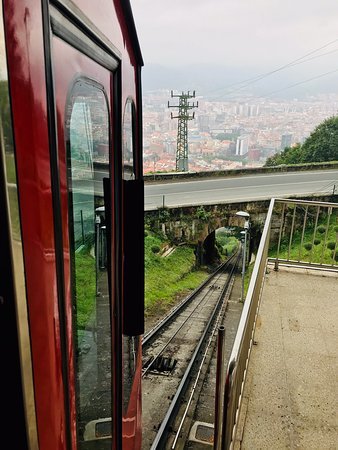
[{"xmin": 143, "ymin": 355, "xmax": 177, "ymax": 374}]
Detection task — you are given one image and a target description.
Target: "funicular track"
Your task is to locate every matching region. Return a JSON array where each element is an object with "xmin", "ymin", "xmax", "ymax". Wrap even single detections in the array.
[{"xmin": 142, "ymin": 252, "xmax": 241, "ymax": 449}]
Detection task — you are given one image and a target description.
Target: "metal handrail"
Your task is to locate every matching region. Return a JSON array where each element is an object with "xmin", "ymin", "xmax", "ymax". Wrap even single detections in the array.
[
  {"xmin": 220, "ymin": 197, "xmax": 338, "ymax": 449},
  {"xmin": 273, "ymin": 198, "xmax": 338, "ymax": 270}
]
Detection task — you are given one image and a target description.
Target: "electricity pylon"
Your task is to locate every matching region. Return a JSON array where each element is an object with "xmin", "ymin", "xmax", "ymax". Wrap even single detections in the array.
[{"xmin": 168, "ymin": 90, "xmax": 198, "ymax": 172}]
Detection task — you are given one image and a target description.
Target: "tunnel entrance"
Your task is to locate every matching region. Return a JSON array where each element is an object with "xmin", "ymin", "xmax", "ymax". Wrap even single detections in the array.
[
  {"xmin": 203, "ymin": 231, "xmax": 218, "ymax": 265},
  {"xmin": 195, "ymin": 227, "xmax": 240, "ymax": 267}
]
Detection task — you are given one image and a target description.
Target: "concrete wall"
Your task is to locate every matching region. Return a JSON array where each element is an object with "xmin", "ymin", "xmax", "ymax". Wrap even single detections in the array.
[
  {"xmin": 145, "ymin": 195, "xmax": 337, "ymax": 265},
  {"xmin": 144, "ymin": 201, "xmax": 271, "ymax": 245},
  {"xmin": 143, "ymin": 161, "xmax": 338, "ymax": 183}
]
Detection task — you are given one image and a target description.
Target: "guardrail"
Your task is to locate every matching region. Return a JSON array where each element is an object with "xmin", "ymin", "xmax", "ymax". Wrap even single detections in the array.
[
  {"xmin": 92, "ymin": 160, "xmax": 338, "ymax": 184},
  {"xmin": 143, "ymin": 161, "xmax": 338, "ymax": 183},
  {"xmin": 219, "ymin": 197, "xmax": 338, "ymax": 449}
]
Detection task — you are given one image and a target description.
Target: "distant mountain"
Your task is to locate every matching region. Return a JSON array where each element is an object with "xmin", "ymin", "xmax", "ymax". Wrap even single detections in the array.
[{"xmin": 142, "ymin": 63, "xmax": 338, "ymax": 100}]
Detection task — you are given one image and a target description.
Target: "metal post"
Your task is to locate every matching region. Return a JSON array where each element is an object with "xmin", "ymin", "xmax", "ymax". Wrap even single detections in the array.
[
  {"xmin": 80, "ymin": 209, "xmax": 85, "ymax": 245},
  {"xmin": 214, "ymin": 326, "xmax": 226, "ymax": 450},
  {"xmin": 242, "ymin": 233, "xmax": 246, "ymax": 302},
  {"xmin": 236, "ymin": 211, "xmax": 250, "ymax": 301},
  {"xmin": 244, "ymin": 227, "xmax": 248, "ymax": 265},
  {"xmin": 274, "ymin": 203, "xmax": 285, "ymax": 271},
  {"xmin": 240, "ymin": 230, "xmax": 247, "ymax": 302},
  {"xmin": 168, "ymin": 90, "xmax": 198, "ymax": 172},
  {"xmin": 95, "ymin": 214, "xmax": 101, "ymax": 295}
]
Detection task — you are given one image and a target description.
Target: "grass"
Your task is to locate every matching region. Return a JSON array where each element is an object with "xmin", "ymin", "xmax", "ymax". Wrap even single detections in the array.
[
  {"xmin": 73, "ymin": 232, "xmax": 210, "ymax": 327},
  {"xmin": 215, "ymin": 233, "xmax": 238, "ymax": 259},
  {"xmin": 74, "ymin": 250, "xmax": 96, "ymax": 329},
  {"xmin": 5, "ymin": 152, "xmax": 16, "ymax": 184},
  {"xmin": 145, "ymin": 232, "xmax": 209, "ymax": 314},
  {"xmin": 3, "ymin": 153, "xmax": 20, "ymax": 240},
  {"xmin": 7, "ymin": 185, "xmax": 21, "ymax": 240}
]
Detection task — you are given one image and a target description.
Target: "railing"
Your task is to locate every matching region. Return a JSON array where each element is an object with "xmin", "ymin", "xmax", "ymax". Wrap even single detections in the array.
[
  {"xmin": 272, "ymin": 198, "xmax": 338, "ymax": 271},
  {"xmin": 219, "ymin": 197, "xmax": 338, "ymax": 449}
]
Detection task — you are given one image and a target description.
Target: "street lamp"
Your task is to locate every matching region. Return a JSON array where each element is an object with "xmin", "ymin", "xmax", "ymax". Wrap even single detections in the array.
[{"xmin": 236, "ymin": 211, "xmax": 250, "ymax": 302}]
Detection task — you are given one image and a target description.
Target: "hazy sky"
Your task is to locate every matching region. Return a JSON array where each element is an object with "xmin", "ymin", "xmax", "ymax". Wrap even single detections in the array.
[{"xmin": 131, "ymin": 0, "xmax": 338, "ymax": 72}]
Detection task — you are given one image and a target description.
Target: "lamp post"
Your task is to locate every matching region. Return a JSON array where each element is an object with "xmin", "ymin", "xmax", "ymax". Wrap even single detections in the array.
[{"xmin": 236, "ymin": 211, "xmax": 250, "ymax": 302}]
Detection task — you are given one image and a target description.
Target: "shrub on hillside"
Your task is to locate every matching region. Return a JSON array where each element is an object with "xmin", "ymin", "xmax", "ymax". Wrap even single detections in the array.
[
  {"xmin": 327, "ymin": 241, "xmax": 336, "ymax": 250},
  {"xmin": 151, "ymin": 245, "xmax": 161, "ymax": 254},
  {"xmin": 317, "ymin": 225, "xmax": 326, "ymax": 234},
  {"xmin": 331, "ymin": 251, "xmax": 338, "ymax": 262},
  {"xmin": 314, "ymin": 239, "xmax": 321, "ymax": 246},
  {"xmin": 304, "ymin": 243, "xmax": 312, "ymax": 251},
  {"xmin": 196, "ymin": 206, "xmax": 211, "ymax": 221}
]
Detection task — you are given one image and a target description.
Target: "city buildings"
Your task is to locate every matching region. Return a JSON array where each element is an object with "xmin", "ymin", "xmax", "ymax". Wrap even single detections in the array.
[{"xmin": 142, "ymin": 91, "xmax": 338, "ymax": 173}]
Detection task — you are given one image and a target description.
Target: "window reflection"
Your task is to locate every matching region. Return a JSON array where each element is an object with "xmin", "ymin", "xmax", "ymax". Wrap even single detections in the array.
[
  {"xmin": 123, "ymin": 100, "xmax": 135, "ymax": 180},
  {"xmin": 66, "ymin": 80, "xmax": 112, "ymax": 448}
]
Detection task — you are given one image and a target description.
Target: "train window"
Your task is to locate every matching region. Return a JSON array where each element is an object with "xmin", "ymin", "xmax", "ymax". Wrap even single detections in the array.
[
  {"xmin": 66, "ymin": 80, "xmax": 112, "ymax": 447},
  {"xmin": 122, "ymin": 99, "xmax": 135, "ymax": 180}
]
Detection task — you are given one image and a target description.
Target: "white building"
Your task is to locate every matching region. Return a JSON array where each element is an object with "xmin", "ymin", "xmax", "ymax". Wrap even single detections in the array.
[{"xmin": 235, "ymin": 135, "xmax": 249, "ymax": 156}]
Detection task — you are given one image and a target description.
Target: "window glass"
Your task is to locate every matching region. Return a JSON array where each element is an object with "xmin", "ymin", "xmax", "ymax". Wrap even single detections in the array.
[
  {"xmin": 122, "ymin": 100, "xmax": 135, "ymax": 180},
  {"xmin": 66, "ymin": 80, "xmax": 112, "ymax": 448}
]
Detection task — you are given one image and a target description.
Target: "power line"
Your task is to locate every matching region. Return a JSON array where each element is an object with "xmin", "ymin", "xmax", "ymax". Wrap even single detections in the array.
[
  {"xmin": 219, "ymin": 48, "xmax": 338, "ymax": 98},
  {"xmin": 264, "ymin": 67, "xmax": 338, "ymax": 97},
  {"xmin": 206, "ymin": 37, "xmax": 338, "ymax": 97}
]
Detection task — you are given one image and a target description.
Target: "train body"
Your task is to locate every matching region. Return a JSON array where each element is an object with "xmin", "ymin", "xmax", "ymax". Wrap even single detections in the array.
[{"xmin": 0, "ymin": 1, "xmax": 144, "ymax": 449}]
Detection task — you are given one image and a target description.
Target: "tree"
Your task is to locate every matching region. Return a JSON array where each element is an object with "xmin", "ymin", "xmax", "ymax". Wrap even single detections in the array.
[
  {"xmin": 265, "ymin": 144, "xmax": 302, "ymax": 166},
  {"xmin": 265, "ymin": 115, "xmax": 338, "ymax": 167},
  {"xmin": 301, "ymin": 116, "xmax": 338, "ymax": 163}
]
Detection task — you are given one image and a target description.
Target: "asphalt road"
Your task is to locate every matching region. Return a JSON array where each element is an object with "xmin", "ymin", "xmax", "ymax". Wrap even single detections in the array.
[
  {"xmin": 144, "ymin": 170, "xmax": 338, "ymax": 210},
  {"xmin": 71, "ymin": 169, "xmax": 338, "ymax": 210}
]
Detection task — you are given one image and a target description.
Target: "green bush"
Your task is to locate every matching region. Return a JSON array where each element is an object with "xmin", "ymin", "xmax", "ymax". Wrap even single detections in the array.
[
  {"xmin": 304, "ymin": 242, "xmax": 312, "ymax": 251},
  {"xmin": 145, "ymin": 242, "xmax": 209, "ymax": 311},
  {"xmin": 327, "ymin": 241, "xmax": 336, "ymax": 250},
  {"xmin": 158, "ymin": 208, "xmax": 171, "ymax": 222},
  {"xmin": 314, "ymin": 239, "xmax": 321, "ymax": 246},
  {"xmin": 317, "ymin": 225, "xmax": 326, "ymax": 234},
  {"xmin": 144, "ymin": 230, "xmax": 149, "ymax": 237},
  {"xmin": 331, "ymin": 251, "xmax": 338, "ymax": 262},
  {"xmin": 196, "ymin": 206, "xmax": 211, "ymax": 221},
  {"xmin": 151, "ymin": 245, "xmax": 160, "ymax": 254},
  {"xmin": 334, "ymin": 225, "xmax": 338, "ymax": 232}
]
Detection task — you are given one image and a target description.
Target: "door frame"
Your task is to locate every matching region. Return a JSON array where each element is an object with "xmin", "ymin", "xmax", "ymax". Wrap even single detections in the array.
[{"xmin": 41, "ymin": 1, "xmax": 123, "ymax": 448}]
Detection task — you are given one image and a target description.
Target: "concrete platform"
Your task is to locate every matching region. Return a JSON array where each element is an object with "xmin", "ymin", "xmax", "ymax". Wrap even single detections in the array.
[{"xmin": 234, "ymin": 266, "xmax": 338, "ymax": 450}]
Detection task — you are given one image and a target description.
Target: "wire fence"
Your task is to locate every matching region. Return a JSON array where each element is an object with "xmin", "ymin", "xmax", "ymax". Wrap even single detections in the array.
[{"xmin": 74, "ymin": 209, "xmax": 95, "ymax": 250}]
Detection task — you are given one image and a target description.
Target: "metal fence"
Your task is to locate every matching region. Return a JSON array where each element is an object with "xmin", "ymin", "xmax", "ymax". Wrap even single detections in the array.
[
  {"xmin": 271, "ymin": 198, "xmax": 338, "ymax": 271},
  {"xmin": 73, "ymin": 208, "xmax": 95, "ymax": 250},
  {"xmin": 218, "ymin": 197, "xmax": 338, "ymax": 449}
]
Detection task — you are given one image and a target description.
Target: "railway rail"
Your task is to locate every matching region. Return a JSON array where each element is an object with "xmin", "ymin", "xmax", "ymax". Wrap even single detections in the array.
[{"xmin": 142, "ymin": 252, "xmax": 240, "ymax": 449}]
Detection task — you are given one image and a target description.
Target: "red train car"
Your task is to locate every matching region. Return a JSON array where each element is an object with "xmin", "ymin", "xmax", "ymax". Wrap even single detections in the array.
[{"xmin": 0, "ymin": 1, "xmax": 144, "ymax": 449}]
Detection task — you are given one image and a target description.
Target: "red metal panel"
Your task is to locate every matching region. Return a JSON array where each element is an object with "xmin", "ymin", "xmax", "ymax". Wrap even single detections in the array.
[
  {"xmin": 4, "ymin": 0, "xmax": 143, "ymax": 448},
  {"xmin": 122, "ymin": 339, "xmax": 143, "ymax": 450},
  {"xmin": 71, "ymin": 0, "xmax": 139, "ymax": 107},
  {"xmin": 3, "ymin": 1, "xmax": 67, "ymax": 448}
]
